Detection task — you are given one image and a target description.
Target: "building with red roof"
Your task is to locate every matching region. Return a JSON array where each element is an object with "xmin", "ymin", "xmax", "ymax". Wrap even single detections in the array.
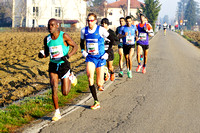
[{"xmin": 105, "ymin": 0, "xmax": 143, "ymax": 29}]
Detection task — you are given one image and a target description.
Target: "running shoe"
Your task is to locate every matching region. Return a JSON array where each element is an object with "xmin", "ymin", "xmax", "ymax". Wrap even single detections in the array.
[
  {"xmin": 91, "ymin": 101, "xmax": 100, "ymax": 110},
  {"xmin": 118, "ymin": 71, "xmax": 123, "ymax": 77},
  {"xmin": 98, "ymin": 86, "xmax": 104, "ymax": 91},
  {"xmin": 52, "ymin": 112, "xmax": 61, "ymax": 121},
  {"xmin": 142, "ymin": 67, "xmax": 146, "ymax": 74},
  {"xmin": 136, "ymin": 65, "xmax": 142, "ymax": 72},
  {"xmin": 140, "ymin": 55, "xmax": 143, "ymax": 61},
  {"xmin": 104, "ymin": 67, "xmax": 110, "ymax": 81},
  {"xmin": 127, "ymin": 70, "xmax": 132, "ymax": 78},
  {"xmin": 110, "ymin": 73, "xmax": 115, "ymax": 81}
]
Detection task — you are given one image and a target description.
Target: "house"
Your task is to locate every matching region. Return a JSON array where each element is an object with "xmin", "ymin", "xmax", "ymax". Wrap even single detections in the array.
[
  {"xmin": 106, "ymin": 0, "xmax": 143, "ymax": 30},
  {"xmin": 2, "ymin": 0, "xmax": 87, "ymax": 28}
]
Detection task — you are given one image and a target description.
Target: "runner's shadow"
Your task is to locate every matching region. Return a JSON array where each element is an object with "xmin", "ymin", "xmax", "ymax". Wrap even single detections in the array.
[
  {"xmin": 67, "ymin": 104, "xmax": 91, "ymax": 109},
  {"xmin": 40, "ymin": 116, "xmax": 52, "ymax": 121}
]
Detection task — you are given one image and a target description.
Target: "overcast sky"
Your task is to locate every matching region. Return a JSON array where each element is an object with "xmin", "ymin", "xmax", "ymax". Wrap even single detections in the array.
[{"xmin": 107, "ymin": 0, "xmax": 182, "ymax": 19}]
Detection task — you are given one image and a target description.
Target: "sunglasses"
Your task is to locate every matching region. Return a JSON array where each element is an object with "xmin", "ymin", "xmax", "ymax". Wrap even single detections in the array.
[{"xmin": 87, "ymin": 19, "xmax": 95, "ymax": 22}]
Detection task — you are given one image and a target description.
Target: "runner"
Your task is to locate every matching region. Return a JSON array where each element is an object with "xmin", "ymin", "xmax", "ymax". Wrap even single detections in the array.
[
  {"xmin": 136, "ymin": 14, "xmax": 154, "ymax": 74},
  {"xmin": 38, "ymin": 18, "xmax": 78, "ymax": 121},
  {"xmin": 118, "ymin": 16, "xmax": 138, "ymax": 78},
  {"xmin": 163, "ymin": 22, "xmax": 167, "ymax": 35},
  {"xmin": 80, "ymin": 13, "xmax": 111, "ymax": 109},
  {"xmin": 116, "ymin": 17, "xmax": 126, "ymax": 77},
  {"xmin": 101, "ymin": 18, "xmax": 117, "ymax": 81}
]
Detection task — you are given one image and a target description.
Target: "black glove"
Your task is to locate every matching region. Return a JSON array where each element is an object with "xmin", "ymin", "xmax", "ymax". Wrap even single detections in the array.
[
  {"xmin": 38, "ymin": 50, "xmax": 45, "ymax": 58},
  {"xmin": 61, "ymin": 54, "xmax": 69, "ymax": 62}
]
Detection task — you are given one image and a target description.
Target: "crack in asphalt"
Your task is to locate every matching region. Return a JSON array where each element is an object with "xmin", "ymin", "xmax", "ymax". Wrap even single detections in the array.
[{"xmin": 106, "ymin": 95, "xmax": 146, "ymax": 133}]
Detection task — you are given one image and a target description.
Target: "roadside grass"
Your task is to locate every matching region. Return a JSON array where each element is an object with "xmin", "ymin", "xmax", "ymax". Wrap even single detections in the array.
[{"xmin": 0, "ymin": 53, "xmax": 120, "ymax": 133}]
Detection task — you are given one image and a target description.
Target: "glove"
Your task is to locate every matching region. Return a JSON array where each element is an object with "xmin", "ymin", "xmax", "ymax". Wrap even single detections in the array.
[
  {"xmin": 101, "ymin": 53, "xmax": 108, "ymax": 60},
  {"xmin": 38, "ymin": 50, "xmax": 45, "ymax": 58},
  {"xmin": 81, "ymin": 50, "xmax": 88, "ymax": 58},
  {"xmin": 61, "ymin": 54, "xmax": 69, "ymax": 62}
]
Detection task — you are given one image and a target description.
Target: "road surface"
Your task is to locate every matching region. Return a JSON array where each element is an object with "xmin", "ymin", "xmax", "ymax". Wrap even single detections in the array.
[{"xmin": 23, "ymin": 30, "xmax": 200, "ymax": 133}]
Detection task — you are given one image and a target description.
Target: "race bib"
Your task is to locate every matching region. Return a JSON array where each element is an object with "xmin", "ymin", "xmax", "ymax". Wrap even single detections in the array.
[
  {"xmin": 49, "ymin": 45, "xmax": 63, "ymax": 60},
  {"xmin": 87, "ymin": 42, "xmax": 99, "ymax": 55},
  {"xmin": 139, "ymin": 33, "xmax": 147, "ymax": 41},
  {"xmin": 126, "ymin": 35, "xmax": 135, "ymax": 44}
]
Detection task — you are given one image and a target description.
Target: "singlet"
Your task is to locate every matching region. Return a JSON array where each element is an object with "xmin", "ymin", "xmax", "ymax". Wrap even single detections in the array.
[
  {"xmin": 47, "ymin": 31, "xmax": 69, "ymax": 64},
  {"xmin": 120, "ymin": 25, "xmax": 137, "ymax": 45},
  {"xmin": 84, "ymin": 25, "xmax": 105, "ymax": 58},
  {"xmin": 137, "ymin": 23, "xmax": 149, "ymax": 45}
]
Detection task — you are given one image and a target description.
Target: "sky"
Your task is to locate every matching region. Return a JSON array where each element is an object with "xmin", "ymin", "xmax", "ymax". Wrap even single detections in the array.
[{"xmin": 107, "ymin": 0, "xmax": 181, "ymax": 20}]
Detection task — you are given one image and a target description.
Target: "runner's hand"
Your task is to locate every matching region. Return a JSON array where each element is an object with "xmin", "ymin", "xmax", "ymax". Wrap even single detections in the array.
[
  {"xmin": 101, "ymin": 53, "xmax": 108, "ymax": 60},
  {"xmin": 81, "ymin": 50, "xmax": 88, "ymax": 58},
  {"xmin": 38, "ymin": 50, "xmax": 45, "ymax": 58},
  {"xmin": 61, "ymin": 54, "xmax": 69, "ymax": 62}
]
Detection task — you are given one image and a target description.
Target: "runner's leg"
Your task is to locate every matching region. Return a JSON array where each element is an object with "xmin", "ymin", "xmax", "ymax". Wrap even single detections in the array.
[{"xmin": 50, "ymin": 72, "xmax": 59, "ymax": 109}]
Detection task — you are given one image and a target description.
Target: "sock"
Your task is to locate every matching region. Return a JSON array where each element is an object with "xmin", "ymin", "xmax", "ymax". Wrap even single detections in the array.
[
  {"xmin": 89, "ymin": 85, "xmax": 98, "ymax": 101},
  {"xmin": 55, "ymin": 108, "xmax": 60, "ymax": 114},
  {"xmin": 138, "ymin": 63, "xmax": 141, "ymax": 66}
]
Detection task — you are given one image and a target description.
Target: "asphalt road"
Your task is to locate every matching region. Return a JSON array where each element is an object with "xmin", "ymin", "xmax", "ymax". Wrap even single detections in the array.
[{"xmin": 23, "ymin": 30, "xmax": 200, "ymax": 133}]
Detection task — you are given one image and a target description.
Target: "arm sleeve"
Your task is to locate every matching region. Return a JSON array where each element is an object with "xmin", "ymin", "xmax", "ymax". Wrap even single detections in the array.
[
  {"xmin": 80, "ymin": 39, "xmax": 85, "ymax": 50},
  {"xmin": 44, "ymin": 37, "xmax": 49, "ymax": 57},
  {"xmin": 80, "ymin": 28, "xmax": 85, "ymax": 50}
]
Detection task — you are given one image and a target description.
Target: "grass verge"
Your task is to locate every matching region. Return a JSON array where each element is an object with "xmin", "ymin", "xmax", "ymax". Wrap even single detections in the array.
[{"xmin": 0, "ymin": 53, "xmax": 120, "ymax": 133}]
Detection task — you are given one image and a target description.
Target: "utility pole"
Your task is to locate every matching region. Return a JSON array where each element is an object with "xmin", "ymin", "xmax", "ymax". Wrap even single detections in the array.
[
  {"xmin": 12, "ymin": 0, "xmax": 15, "ymax": 28},
  {"xmin": 127, "ymin": 0, "xmax": 130, "ymax": 16}
]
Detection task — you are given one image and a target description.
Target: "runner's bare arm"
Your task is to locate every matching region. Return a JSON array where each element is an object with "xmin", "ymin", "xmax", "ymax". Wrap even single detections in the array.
[{"xmin": 63, "ymin": 33, "xmax": 78, "ymax": 58}]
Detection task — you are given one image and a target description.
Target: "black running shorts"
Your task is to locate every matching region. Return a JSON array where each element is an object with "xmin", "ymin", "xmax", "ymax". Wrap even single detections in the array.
[
  {"xmin": 137, "ymin": 43, "xmax": 149, "ymax": 50},
  {"xmin": 48, "ymin": 61, "xmax": 71, "ymax": 79},
  {"xmin": 106, "ymin": 49, "xmax": 114, "ymax": 61},
  {"xmin": 123, "ymin": 45, "xmax": 135, "ymax": 55}
]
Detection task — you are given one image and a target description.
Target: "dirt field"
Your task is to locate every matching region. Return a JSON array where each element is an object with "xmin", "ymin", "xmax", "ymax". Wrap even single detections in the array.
[{"xmin": 0, "ymin": 32, "xmax": 86, "ymax": 107}]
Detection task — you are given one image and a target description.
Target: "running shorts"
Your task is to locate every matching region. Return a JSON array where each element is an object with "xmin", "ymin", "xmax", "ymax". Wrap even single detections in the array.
[
  {"xmin": 123, "ymin": 45, "xmax": 135, "ymax": 55},
  {"xmin": 106, "ymin": 49, "xmax": 114, "ymax": 61},
  {"xmin": 86, "ymin": 55, "xmax": 106, "ymax": 68},
  {"xmin": 137, "ymin": 43, "xmax": 149, "ymax": 50},
  {"xmin": 49, "ymin": 61, "xmax": 71, "ymax": 79}
]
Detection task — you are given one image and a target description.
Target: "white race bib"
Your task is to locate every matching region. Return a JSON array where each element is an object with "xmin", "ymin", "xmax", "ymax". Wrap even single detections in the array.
[
  {"xmin": 49, "ymin": 45, "xmax": 63, "ymax": 60},
  {"xmin": 126, "ymin": 35, "xmax": 135, "ymax": 44},
  {"xmin": 139, "ymin": 33, "xmax": 147, "ymax": 41},
  {"xmin": 87, "ymin": 42, "xmax": 99, "ymax": 55}
]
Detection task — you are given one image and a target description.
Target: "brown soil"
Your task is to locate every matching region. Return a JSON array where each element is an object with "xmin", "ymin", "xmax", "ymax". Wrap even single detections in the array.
[
  {"xmin": 184, "ymin": 31, "xmax": 200, "ymax": 44},
  {"xmin": 0, "ymin": 32, "xmax": 86, "ymax": 107}
]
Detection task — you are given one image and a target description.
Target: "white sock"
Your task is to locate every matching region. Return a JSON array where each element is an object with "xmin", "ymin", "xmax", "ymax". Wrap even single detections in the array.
[{"xmin": 55, "ymin": 109, "xmax": 60, "ymax": 114}]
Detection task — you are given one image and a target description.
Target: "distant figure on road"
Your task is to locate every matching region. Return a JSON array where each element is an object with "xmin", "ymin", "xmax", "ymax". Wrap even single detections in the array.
[
  {"xmin": 80, "ymin": 13, "xmax": 113, "ymax": 109},
  {"xmin": 136, "ymin": 14, "xmax": 154, "ymax": 74},
  {"xmin": 163, "ymin": 22, "xmax": 168, "ymax": 35},
  {"xmin": 38, "ymin": 18, "xmax": 78, "ymax": 121},
  {"xmin": 116, "ymin": 17, "xmax": 126, "ymax": 77}
]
